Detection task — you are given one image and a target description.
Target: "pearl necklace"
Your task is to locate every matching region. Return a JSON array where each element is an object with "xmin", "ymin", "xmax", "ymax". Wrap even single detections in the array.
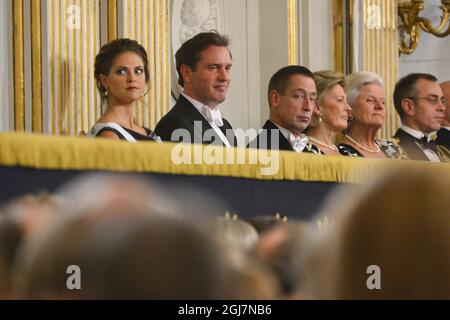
[
  {"xmin": 307, "ymin": 136, "xmax": 338, "ymax": 151},
  {"xmin": 345, "ymin": 134, "xmax": 380, "ymax": 153}
]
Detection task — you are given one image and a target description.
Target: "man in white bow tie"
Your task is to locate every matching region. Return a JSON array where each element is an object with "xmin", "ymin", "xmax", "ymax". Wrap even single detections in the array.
[
  {"xmin": 249, "ymin": 65, "xmax": 316, "ymax": 153},
  {"xmin": 155, "ymin": 32, "xmax": 235, "ymax": 147}
]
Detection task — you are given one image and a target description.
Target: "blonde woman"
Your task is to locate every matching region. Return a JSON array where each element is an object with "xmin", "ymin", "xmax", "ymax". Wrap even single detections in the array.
[{"xmin": 305, "ymin": 70, "xmax": 351, "ymax": 155}]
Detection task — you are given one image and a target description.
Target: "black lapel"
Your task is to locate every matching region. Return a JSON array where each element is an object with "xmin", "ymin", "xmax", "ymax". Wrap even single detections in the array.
[
  {"xmin": 177, "ymin": 95, "xmax": 231, "ymax": 146},
  {"xmin": 262, "ymin": 120, "xmax": 294, "ymax": 151},
  {"xmin": 436, "ymin": 128, "xmax": 450, "ymax": 150},
  {"xmin": 393, "ymin": 128, "xmax": 429, "ymax": 161}
]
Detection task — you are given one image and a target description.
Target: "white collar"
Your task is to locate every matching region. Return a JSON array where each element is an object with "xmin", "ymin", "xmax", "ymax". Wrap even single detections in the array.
[
  {"xmin": 271, "ymin": 121, "xmax": 308, "ymax": 152},
  {"xmin": 181, "ymin": 92, "xmax": 223, "ymax": 126},
  {"xmin": 400, "ymin": 125, "xmax": 436, "ymax": 142},
  {"xmin": 441, "ymin": 126, "xmax": 450, "ymax": 131}
]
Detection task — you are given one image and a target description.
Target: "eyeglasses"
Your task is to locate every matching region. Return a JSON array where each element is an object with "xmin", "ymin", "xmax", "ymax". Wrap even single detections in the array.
[{"xmin": 407, "ymin": 96, "xmax": 448, "ymax": 107}]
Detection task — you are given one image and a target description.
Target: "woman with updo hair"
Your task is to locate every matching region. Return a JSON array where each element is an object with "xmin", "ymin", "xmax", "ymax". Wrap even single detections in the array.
[
  {"xmin": 338, "ymin": 71, "xmax": 406, "ymax": 159},
  {"xmin": 304, "ymin": 70, "xmax": 351, "ymax": 155},
  {"xmin": 88, "ymin": 38, "xmax": 160, "ymax": 142}
]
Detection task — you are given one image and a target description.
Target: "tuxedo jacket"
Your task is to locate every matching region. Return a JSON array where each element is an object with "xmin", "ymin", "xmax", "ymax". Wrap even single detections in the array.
[
  {"xmin": 248, "ymin": 120, "xmax": 294, "ymax": 151},
  {"xmin": 155, "ymin": 95, "xmax": 236, "ymax": 146},
  {"xmin": 393, "ymin": 128, "xmax": 436, "ymax": 161},
  {"xmin": 436, "ymin": 128, "xmax": 450, "ymax": 150}
]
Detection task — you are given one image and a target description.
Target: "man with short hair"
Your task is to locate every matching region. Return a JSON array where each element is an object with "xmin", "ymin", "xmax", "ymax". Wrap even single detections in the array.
[
  {"xmin": 436, "ymin": 81, "xmax": 450, "ymax": 151},
  {"xmin": 155, "ymin": 32, "xmax": 235, "ymax": 146},
  {"xmin": 392, "ymin": 73, "xmax": 446, "ymax": 161},
  {"xmin": 248, "ymin": 65, "xmax": 317, "ymax": 152}
]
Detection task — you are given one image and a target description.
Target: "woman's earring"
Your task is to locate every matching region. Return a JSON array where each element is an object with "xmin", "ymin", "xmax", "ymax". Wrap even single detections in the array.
[
  {"xmin": 319, "ymin": 113, "xmax": 323, "ymax": 122},
  {"xmin": 104, "ymin": 87, "xmax": 108, "ymax": 97}
]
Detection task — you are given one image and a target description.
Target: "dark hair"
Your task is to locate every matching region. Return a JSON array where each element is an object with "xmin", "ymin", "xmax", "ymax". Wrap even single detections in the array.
[
  {"xmin": 175, "ymin": 31, "xmax": 231, "ymax": 87},
  {"xmin": 268, "ymin": 65, "xmax": 315, "ymax": 107},
  {"xmin": 393, "ymin": 73, "xmax": 438, "ymax": 119},
  {"xmin": 94, "ymin": 38, "xmax": 150, "ymax": 102}
]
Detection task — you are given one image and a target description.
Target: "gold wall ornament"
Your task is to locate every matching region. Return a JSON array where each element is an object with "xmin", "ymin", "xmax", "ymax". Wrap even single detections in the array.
[
  {"xmin": 287, "ymin": 0, "xmax": 298, "ymax": 65},
  {"xmin": 13, "ymin": 0, "xmax": 25, "ymax": 131},
  {"xmin": 122, "ymin": 0, "xmax": 170, "ymax": 130},
  {"xmin": 398, "ymin": 0, "xmax": 450, "ymax": 54},
  {"xmin": 107, "ymin": 0, "xmax": 118, "ymax": 42}
]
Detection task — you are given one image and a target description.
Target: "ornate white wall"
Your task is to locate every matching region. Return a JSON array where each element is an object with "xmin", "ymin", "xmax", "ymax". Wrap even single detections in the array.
[{"xmin": 169, "ymin": 0, "xmax": 334, "ymax": 133}]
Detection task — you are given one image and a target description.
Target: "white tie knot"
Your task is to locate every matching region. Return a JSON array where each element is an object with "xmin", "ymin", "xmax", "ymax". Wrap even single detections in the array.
[
  {"xmin": 290, "ymin": 134, "xmax": 308, "ymax": 152},
  {"xmin": 206, "ymin": 108, "xmax": 224, "ymax": 127}
]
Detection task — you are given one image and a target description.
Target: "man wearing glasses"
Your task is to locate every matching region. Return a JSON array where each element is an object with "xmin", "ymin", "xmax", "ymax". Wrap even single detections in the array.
[
  {"xmin": 248, "ymin": 65, "xmax": 317, "ymax": 152},
  {"xmin": 436, "ymin": 81, "xmax": 450, "ymax": 151},
  {"xmin": 393, "ymin": 73, "xmax": 446, "ymax": 162}
]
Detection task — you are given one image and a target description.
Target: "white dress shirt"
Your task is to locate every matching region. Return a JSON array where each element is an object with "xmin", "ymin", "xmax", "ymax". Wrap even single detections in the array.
[
  {"xmin": 181, "ymin": 93, "xmax": 231, "ymax": 147},
  {"xmin": 272, "ymin": 122, "xmax": 308, "ymax": 152}
]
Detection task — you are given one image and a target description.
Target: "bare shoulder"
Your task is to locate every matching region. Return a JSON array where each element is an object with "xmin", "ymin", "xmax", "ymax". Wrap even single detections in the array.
[{"xmin": 97, "ymin": 130, "xmax": 121, "ymax": 140}]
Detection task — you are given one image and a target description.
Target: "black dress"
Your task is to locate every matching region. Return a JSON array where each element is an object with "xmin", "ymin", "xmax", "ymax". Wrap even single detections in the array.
[
  {"xmin": 338, "ymin": 139, "xmax": 408, "ymax": 159},
  {"xmin": 97, "ymin": 126, "xmax": 159, "ymax": 141},
  {"xmin": 89, "ymin": 122, "xmax": 160, "ymax": 142}
]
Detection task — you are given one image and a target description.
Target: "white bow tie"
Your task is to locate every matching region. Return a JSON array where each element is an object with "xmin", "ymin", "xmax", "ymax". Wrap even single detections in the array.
[
  {"xmin": 205, "ymin": 108, "xmax": 224, "ymax": 127},
  {"xmin": 290, "ymin": 134, "xmax": 308, "ymax": 152}
]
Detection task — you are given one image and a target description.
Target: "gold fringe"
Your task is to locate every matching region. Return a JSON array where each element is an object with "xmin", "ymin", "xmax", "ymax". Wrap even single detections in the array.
[{"xmin": 0, "ymin": 132, "xmax": 448, "ymax": 183}]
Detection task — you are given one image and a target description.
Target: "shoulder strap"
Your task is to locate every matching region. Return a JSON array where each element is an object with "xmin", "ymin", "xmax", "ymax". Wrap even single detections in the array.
[{"xmin": 88, "ymin": 122, "xmax": 137, "ymax": 142}]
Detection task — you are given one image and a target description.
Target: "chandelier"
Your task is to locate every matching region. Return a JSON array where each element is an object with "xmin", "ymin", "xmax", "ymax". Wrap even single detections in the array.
[{"xmin": 398, "ymin": 0, "xmax": 450, "ymax": 54}]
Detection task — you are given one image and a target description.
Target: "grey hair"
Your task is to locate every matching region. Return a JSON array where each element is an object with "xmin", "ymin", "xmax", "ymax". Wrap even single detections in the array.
[{"xmin": 345, "ymin": 71, "xmax": 384, "ymax": 107}]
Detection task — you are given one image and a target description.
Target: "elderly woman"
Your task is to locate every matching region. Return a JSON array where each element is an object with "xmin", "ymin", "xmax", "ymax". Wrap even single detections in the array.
[
  {"xmin": 305, "ymin": 70, "xmax": 351, "ymax": 155},
  {"xmin": 338, "ymin": 72, "xmax": 406, "ymax": 159}
]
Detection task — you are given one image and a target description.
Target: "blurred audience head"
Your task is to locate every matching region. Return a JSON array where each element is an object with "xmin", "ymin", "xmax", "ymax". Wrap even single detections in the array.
[
  {"xmin": 246, "ymin": 214, "xmax": 288, "ymax": 235},
  {"xmin": 201, "ymin": 215, "xmax": 259, "ymax": 252},
  {"xmin": 309, "ymin": 168, "xmax": 450, "ymax": 299},
  {"xmin": 15, "ymin": 213, "xmax": 232, "ymax": 299},
  {"xmin": 255, "ymin": 221, "xmax": 316, "ymax": 298}
]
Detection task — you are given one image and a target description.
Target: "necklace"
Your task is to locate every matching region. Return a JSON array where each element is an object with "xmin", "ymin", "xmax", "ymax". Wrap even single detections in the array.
[
  {"xmin": 307, "ymin": 136, "xmax": 338, "ymax": 151},
  {"xmin": 345, "ymin": 134, "xmax": 380, "ymax": 153}
]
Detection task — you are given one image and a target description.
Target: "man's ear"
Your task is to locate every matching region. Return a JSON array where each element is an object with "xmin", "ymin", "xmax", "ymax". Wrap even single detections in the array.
[
  {"xmin": 180, "ymin": 64, "xmax": 192, "ymax": 84},
  {"xmin": 269, "ymin": 90, "xmax": 280, "ymax": 108},
  {"xmin": 401, "ymin": 98, "xmax": 415, "ymax": 117}
]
